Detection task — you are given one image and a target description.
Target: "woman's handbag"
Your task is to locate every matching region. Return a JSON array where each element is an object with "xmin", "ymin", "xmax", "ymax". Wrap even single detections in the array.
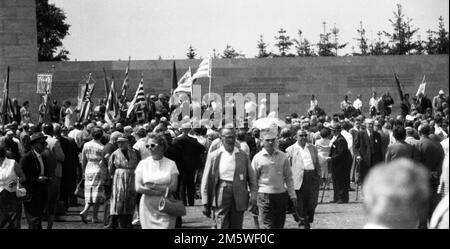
[
  {"xmin": 158, "ymin": 188, "xmax": 186, "ymax": 217},
  {"xmin": 74, "ymin": 179, "xmax": 85, "ymax": 199},
  {"xmin": 15, "ymin": 177, "xmax": 27, "ymax": 198}
]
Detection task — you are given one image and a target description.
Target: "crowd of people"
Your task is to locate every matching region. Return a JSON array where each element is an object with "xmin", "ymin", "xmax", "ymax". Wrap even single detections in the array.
[{"xmin": 0, "ymin": 88, "xmax": 448, "ymax": 229}]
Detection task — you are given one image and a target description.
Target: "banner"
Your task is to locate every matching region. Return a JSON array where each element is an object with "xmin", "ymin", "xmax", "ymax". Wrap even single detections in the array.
[{"xmin": 37, "ymin": 73, "xmax": 53, "ymax": 94}]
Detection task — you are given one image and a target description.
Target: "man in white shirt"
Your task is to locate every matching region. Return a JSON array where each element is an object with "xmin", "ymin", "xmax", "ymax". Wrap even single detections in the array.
[
  {"xmin": 353, "ymin": 94, "xmax": 363, "ymax": 116},
  {"xmin": 285, "ymin": 129, "xmax": 321, "ymax": 229},
  {"xmin": 201, "ymin": 127, "xmax": 257, "ymax": 229}
]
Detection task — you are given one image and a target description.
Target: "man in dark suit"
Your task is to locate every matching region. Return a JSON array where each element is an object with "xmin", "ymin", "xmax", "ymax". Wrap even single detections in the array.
[
  {"xmin": 172, "ymin": 123, "xmax": 206, "ymax": 206},
  {"xmin": 201, "ymin": 127, "xmax": 257, "ymax": 228},
  {"xmin": 354, "ymin": 119, "xmax": 383, "ymax": 183},
  {"xmin": 416, "ymin": 123, "xmax": 445, "ymax": 224},
  {"xmin": 20, "ymin": 133, "xmax": 51, "ymax": 229},
  {"xmin": 328, "ymin": 123, "xmax": 352, "ymax": 203},
  {"xmin": 385, "ymin": 126, "xmax": 417, "ymax": 162}
]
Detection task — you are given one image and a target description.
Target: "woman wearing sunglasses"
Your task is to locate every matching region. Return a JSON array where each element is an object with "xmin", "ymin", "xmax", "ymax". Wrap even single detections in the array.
[{"xmin": 135, "ymin": 132, "xmax": 179, "ymax": 228}]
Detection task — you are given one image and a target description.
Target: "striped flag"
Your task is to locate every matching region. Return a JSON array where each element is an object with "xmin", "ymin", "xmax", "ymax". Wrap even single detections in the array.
[
  {"xmin": 192, "ymin": 56, "xmax": 211, "ymax": 80},
  {"xmin": 126, "ymin": 76, "xmax": 145, "ymax": 118},
  {"xmin": 78, "ymin": 74, "xmax": 95, "ymax": 122},
  {"xmin": 174, "ymin": 67, "xmax": 193, "ymax": 94},
  {"xmin": 120, "ymin": 57, "xmax": 131, "ymax": 99},
  {"xmin": 104, "ymin": 79, "xmax": 120, "ymax": 124}
]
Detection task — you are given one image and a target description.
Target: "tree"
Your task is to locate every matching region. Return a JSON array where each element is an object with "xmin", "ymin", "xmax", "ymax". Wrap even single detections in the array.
[
  {"xmin": 317, "ymin": 22, "xmax": 335, "ymax": 56},
  {"xmin": 370, "ymin": 31, "xmax": 389, "ymax": 55},
  {"xmin": 256, "ymin": 35, "xmax": 271, "ymax": 58},
  {"xmin": 36, "ymin": 0, "xmax": 70, "ymax": 61},
  {"xmin": 274, "ymin": 28, "xmax": 294, "ymax": 57},
  {"xmin": 221, "ymin": 45, "xmax": 244, "ymax": 58},
  {"xmin": 186, "ymin": 45, "xmax": 197, "ymax": 59},
  {"xmin": 331, "ymin": 23, "xmax": 348, "ymax": 56},
  {"xmin": 427, "ymin": 16, "xmax": 450, "ymax": 54},
  {"xmin": 354, "ymin": 21, "xmax": 369, "ymax": 56},
  {"xmin": 383, "ymin": 4, "xmax": 420, "ymax": 55},
  {"xmin": 293, "ymin": 30, "xmax": 315, "ymax": 56}
]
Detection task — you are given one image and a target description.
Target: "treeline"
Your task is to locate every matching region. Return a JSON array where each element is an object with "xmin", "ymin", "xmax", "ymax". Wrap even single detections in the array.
[{"xmin": 186, "ymin": 4, "xmax": 449, "ymax": 59}]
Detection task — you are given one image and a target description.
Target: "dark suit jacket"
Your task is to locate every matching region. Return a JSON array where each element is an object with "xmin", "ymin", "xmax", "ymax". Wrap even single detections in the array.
[
  {"xmin": 329, "ymin": 134, "xmax": 352, "ymax": 169},
  {"xmin": 20, "ymin": 151, "xmax": 51, "ymax": 216},
  {"xmin": 172, "ymin": 134, "xmax": 206, "ymax": 173},
  {"xmin": 201, "ymin": 148, "xmax": 257, "ymax": 211},
  {"xmin": 416, "ymin": 136, "xmax": 445, "ymax": 185},
  {"xmin": 385, "ymin": 141, "xmax": 417, "ymax": 162},
  {"xmin": 354, "ymin": 130, "xmax": 383, "ymax": 168}
]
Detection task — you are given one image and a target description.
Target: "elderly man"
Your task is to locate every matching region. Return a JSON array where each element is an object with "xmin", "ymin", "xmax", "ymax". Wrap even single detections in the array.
[
  {"xmin": 328, "ymin": 123, "xmax": 353, "ymax": 203},
  {"xmin": 201, "ymin": 127, "xmax": 257, "ymax": 229},
  {"xmin": 354, "ymin": 119, "xmax": 383, "ymax": 183},
  {"xmin": 286, "ymin": 129, "xmax": 321, "ymax": 229},
  {"xmin": 353, "ymin": 94, "xmax": 363, "ymax": 116},
  {"xmin": 252, "ymin": 122, "xmax": 297, "ymax": 229},
  {"xmin": 363, "ymin": 159, "xmax": 430, "ymax": 229}
]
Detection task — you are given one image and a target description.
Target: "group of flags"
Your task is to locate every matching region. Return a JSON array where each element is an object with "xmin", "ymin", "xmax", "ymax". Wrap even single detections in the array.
[{"xmin": 394, "ymin": 72, "xmax": 427, "ymax": 102}]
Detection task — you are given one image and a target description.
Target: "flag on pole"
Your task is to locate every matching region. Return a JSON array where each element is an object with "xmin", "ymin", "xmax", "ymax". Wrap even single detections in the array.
[
  {"xmin": 172, "ymin": 60, "xmax": 178, "ymax": 91},
  {"xmin": 174, "ymin": 67, "xmax": 193, "ymax": 94},
  {"xmin": 103, "ymin": 68, "xmax": 110, "ymax": 100},
  {"xmin": 394, "ymin": 73, "xmax": 404, "ymax": 101},
  {"xmin": 126, "ymin": 76, "xmax": 145, "ymax": 118},
  {"xmin": 78, "ymin": 74, "xmax": 95, "ymax": 122},
  {"xmin": 416, "ymin": 75, "xmax": 426, "ymax": 96},
  {"xmin": 104, "ymin": 79, "xmax": 120, "ymax": 124},
  {"xmin": 1, "ymin": 66, "xmax": 11, "ymax": 126},
  {"xmin": 192, "ymin": 56, "xmax": 211, "ymax": 80},
  {"xmin": 120, "ymin": 57, "xmax": 131, "ymax": 100}
]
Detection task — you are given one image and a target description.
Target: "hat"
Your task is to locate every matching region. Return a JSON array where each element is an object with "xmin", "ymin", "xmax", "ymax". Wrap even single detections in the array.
[
  {"xmin": 117, "ymin": 136, "xmax": 129, "ymax": 143},
  {"xmin": 405, "ymin": 115, "xmax": 415, "ymax": 121},
  {"xmin": 29, "ymin": 133, "xmax": 48, "ymax": 145},
  {"xmin": 439, "ymin": 90, "xmax": 445, "ymax": 95},
  {"xmin": 6, "ymin": 130, "xmax": 14, "ymax": 136},
  {"xmin": 329, "ymin": 122, "xmax": 342, "ymax": 131}
]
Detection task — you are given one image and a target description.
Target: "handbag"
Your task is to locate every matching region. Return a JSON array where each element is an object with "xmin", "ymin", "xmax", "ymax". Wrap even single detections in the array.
[
  {"xmin": 74, "ymin": 179, "xmax": 85, "ymax": 199},
  {"xmin": 158, "ymin": 188, "xmax": 186, "ymax": 217}
]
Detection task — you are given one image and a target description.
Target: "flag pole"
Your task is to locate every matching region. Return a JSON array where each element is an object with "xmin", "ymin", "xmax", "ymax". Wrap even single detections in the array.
[
  {"xmin": 208, "ymin": 56, "xmax": 212, "ymax": 99},
  {"xmin": 2, "ymin": 66, "xmax": 10, "ymax": 129}
]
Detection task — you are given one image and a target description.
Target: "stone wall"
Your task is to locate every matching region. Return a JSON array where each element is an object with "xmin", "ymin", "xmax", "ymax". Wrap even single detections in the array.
[
  {"xmin": 0, "ymin": 0, "xmax": 38, "ymax": 119},
  {"xmin": 38, "ymin": 55, "xmax": 449, "ymax": 118}
]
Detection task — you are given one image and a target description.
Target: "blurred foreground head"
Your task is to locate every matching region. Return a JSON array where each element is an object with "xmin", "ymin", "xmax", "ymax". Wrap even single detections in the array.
[{"xmin": 363, "ymin": 159, "xmax": 430, "ymax": 229}]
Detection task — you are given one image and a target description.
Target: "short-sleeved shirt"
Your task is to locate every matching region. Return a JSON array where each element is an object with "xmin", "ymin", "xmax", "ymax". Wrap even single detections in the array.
[{"xmin": 135, "ymin": 156, "xmax": 179, "ymax": 185}]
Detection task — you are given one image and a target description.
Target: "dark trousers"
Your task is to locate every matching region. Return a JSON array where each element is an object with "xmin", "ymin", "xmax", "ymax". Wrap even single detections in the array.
[
  {"xmin": 214, "ymin": 181, "xmax": 245, "ymax": 229},
  {"xmin": 257, "ymin": 192, "xmax": 288, "ymax": 229},
  {"xmin": 179, "ymin": 170, "xmax": 196, "ymax": 206},
  {"xmin": 296, "ymin": 170, "xmax": 320, "ymax": 224},
  {"xmin": 108, "ymin": 214, "xmax": 133, "ymax": 229},
  {"xmin": 331, "ymin": 163, "xmax": 350, "ymax": 202},
  {"xmin": 0, "ymin": 190, "xmax": 22, "ymax": 229},
  {"xmin": 24, "ymin": 189, "xmax": 47, "ymax": 229}
]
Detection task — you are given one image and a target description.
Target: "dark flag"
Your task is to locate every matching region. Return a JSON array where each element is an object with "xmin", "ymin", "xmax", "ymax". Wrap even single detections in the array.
[
  {"xmin": 172, "ymin": 60, "xmax": 178, "ymax": 92},
  {"xmin": 1, "ymin": 66, "xmax": 11, "ymax": 125},
  {"xmin": 394, "ymin": 73, "xmax": 404, "ymax": 101},
  {"xmin": 120, "ymin": 57, "xmax": 131, "ymax": 100},
  {"xmin": 78, "ymin": 73, "xmax": 95, "ymax": 122},
  {"xmin": 104, "ymin": 78, "xmax": 120, "ymax": 124},
  {"xmin": 103, "ymin": 68, "xmax": 110, "ymax": 100}
]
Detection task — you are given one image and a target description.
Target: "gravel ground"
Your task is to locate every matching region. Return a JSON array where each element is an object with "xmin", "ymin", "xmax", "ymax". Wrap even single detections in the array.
[{"xmin": 20, "ymin": 188, "xmax": 367, "ymax": 229}]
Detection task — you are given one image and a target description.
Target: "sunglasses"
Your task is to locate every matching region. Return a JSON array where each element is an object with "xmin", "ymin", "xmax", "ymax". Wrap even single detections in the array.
[
  {"xmin": 298, "ymin": 134, "xmax": 308, "ymax": 137},
  {"xmin": 145, "ymin": 143, "xmax": 159, "ymax": 149}
]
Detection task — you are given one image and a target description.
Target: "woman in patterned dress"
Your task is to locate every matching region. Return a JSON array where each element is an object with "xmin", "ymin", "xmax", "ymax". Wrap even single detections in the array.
[
  {"xmin": 135, "ymin": 132, "xmax": 179, "ymax": 229},
  {"xmin": 80, "ymin": 127, "xmax": 105, "ymax": 223},
  {"xmin": 108, "ymin": 136, "xmax": 140, "ymax": 229}
]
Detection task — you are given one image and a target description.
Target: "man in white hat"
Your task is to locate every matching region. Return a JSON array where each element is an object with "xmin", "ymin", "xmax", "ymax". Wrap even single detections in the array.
[
  {"xmin": 251, "ymin": 121, "xmax": 297, "ymax": 228},
  {"xmin": 433, "ymin": 89, "xmax": 446, "ymax": 115}
]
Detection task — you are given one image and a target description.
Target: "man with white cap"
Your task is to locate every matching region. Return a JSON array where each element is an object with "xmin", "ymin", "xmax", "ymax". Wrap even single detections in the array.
[
  {"xmin": 433, "ymin": 89, "xmax": 446, "ymax": 115},
  {"xmin": 251, "ymin": 121, "xmax": 297, "ymax": 228}
]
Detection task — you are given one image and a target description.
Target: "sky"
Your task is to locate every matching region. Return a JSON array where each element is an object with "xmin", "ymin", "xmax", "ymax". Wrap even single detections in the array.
[{"xmin": 50, "ymin": 0, "xmax": 449, "ymax": 61}]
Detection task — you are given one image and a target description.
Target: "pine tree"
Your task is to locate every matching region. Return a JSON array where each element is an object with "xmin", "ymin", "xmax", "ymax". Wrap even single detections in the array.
[
  {"xmin": 221, "ymin": 45, "xmax": 244, "ymax": 58},
  {"xmin": 317, "ymin": 22, "xmax": 335, "ymax": 56},
  {"xmin": 383, "ymin": 4, "xmax": 420, "ymax": 55},
  {"xmin": 274, "ymin": 28, "xmax": 294, "ymax": 57},
  {"xmin": 354, "ymin": 21, "xmax": 369, "ymax": 55},
  {"xmin": 186, "ymin": 45, "xmax": 197, "ymax": 59},
  {"xmin": 370, "ymin": 31, "xmax": 389, "ymax": 55},
  {"xmin": 435, "ymin": 16, "xmax": 450, "ymax": 54},
  {"xmin": 294, "ymin": 30, "xmax": 315, "ymax": 56},
  {"xmin": 256, "ymin": 35, "xmax": 270, "ymax": 58},
  {"xmin": 331, "ymin": 23, "xmax": 348, "ymax": 56}
]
